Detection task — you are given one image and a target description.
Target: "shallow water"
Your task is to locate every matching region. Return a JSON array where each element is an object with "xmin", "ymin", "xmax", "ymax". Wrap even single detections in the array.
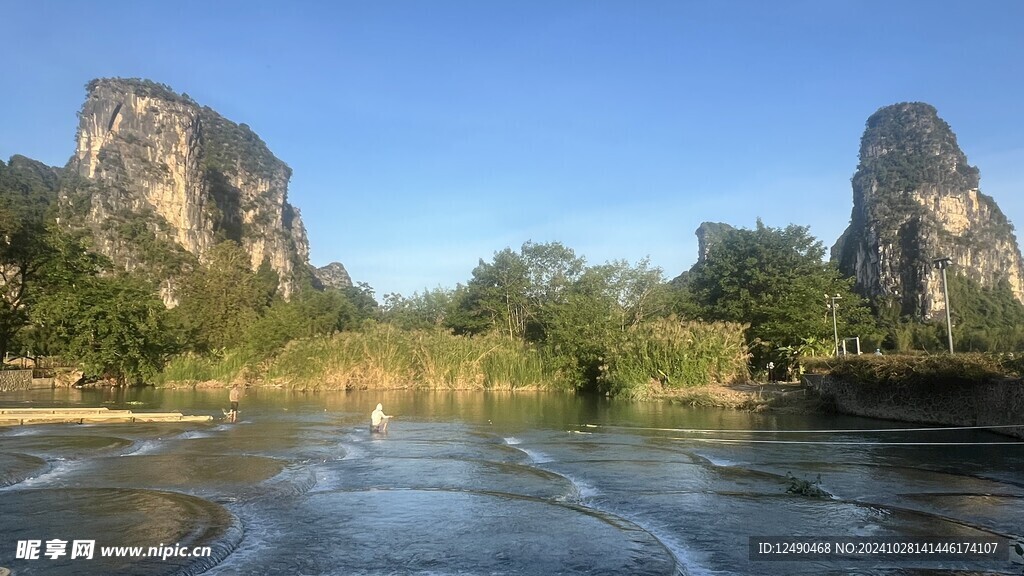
[{"xmin": 1, "ymin": 387, "xmax": 1022, "ymax": 575}]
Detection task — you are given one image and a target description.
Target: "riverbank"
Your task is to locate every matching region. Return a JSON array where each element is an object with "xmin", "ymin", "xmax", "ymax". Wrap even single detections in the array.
[
  {"xmin": 802, "ymin": 354, "xmax": 1024, "ymax": 439},
  {"xmin": 805, "ymin": 373, "xmax": 1024, "ymax": 439},
  {"xmin": 641, "ymin": 381, "xmax": 827, "ymax": 412}
]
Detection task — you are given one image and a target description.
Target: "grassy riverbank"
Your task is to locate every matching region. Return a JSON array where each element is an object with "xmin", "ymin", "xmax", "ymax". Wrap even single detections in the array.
[{"xmin": 802, "ymin": 352, "xmax": 1022, "ymax": 386}]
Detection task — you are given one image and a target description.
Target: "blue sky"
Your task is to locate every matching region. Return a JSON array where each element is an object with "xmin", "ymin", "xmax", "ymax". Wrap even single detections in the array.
[{"xmin": 2, "ymin": 1, "xmax": 1023, "ymax": 297}]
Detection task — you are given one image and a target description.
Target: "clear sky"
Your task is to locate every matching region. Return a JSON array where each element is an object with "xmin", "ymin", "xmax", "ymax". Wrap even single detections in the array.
[{"xmin": 2, "ymin": 1, "xmax": 1023, "ymax": 297}]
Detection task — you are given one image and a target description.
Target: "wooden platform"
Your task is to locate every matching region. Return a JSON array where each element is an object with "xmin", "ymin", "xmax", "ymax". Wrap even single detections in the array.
[{"xmin": 0, "ymin": 407, "xmax": 213, "ymax": 426}]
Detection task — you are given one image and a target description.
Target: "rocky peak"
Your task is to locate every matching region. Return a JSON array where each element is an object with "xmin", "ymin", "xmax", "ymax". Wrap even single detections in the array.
[
  {"xmin": 670, "ymin": 222, "xmax": 735, "ymax": 286},
  {"xmin": 4, "ymin": 155, "xmax": 62, "ymax": 193},
  {"xmin": 695, "ymin": 222, "xmax": 735, "ymax": 265},
  {"xmin": 311, "ymin": 262, "xmax": 353, "ymax": 290},
  {"xmin": 832, "ymin": 102, "xmax": 1024, "ymax": 317},
  {"xmin": 61, "ymin": 78, "xmax": 314, "ymax": 300}
]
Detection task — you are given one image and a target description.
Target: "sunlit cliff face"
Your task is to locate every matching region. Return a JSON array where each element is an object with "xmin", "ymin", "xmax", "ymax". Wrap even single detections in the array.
[
  {"xmin": 832, "ymin": 102, "xmax": 1024, "ymax": 317},
  {"xmin": 64, "ymin": 78, "xmax": 311, "ymax": 303}
]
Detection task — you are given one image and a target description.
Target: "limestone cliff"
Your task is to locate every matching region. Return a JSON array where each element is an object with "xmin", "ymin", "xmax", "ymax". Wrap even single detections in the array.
[
  {"xmin": 832, "ymin": 102, "xmax": 1024, "ymax": 317},
  {"xmin": 60, "ymin": 78, "xmax": 310, "ymax": 300}
]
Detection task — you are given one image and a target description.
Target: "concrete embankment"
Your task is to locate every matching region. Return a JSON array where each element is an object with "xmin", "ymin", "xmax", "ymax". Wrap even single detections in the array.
[
  {"xmin": 804, "ymin": 374, "xmax": 1024, "ymax": 439},
  {"xmin": 0, "ymin": 407, "xmax": 212, "ymax": 426}
]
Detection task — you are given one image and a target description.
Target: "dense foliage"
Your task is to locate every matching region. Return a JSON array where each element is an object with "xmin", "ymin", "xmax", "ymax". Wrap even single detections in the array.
[
  {"xmin": 368, "ymin": 242, "xmax": 750, "ymax": 394},
  {"xmin": 597, "ymin": 319, "xmax": 749, "ymax": 396},
  {"xmin": 867, "ymin": 268, "xmax": 1024, "ymax": 354},
  {"xmin": 677, "ymin": 220, "xmax": 879, "ymax": 374},
  {"xmin": 0, "ymin": 156, "xmax": 61, "ymax": 360},
  {"xmin": 32, "ymin": 274, "xmax": 174, "ymax": 384}
]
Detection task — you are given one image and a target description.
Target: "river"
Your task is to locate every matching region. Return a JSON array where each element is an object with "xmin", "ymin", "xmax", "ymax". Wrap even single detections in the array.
[{"xmin": 1, "ymin": 387, "xmax": 1022, "ymax": 575}]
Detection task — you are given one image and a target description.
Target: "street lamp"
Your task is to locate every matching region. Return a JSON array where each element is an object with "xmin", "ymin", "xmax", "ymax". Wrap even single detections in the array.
[
  {"xmin": 933, "ymin": 257, "xmax": 954, "ymax": 354},
  {"xmin": 827, "ymin": 294, "xmax": 842, "ymax": 357}
]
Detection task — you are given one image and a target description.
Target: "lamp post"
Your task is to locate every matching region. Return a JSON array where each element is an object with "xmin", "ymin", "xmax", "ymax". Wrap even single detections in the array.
[
  {"xmin": 827, "ymin": 294, "xmax": 842, "ymax": 357},
  {"xmin": 933, "ymin": 257, "xmax": 954, "ymax": 354}
]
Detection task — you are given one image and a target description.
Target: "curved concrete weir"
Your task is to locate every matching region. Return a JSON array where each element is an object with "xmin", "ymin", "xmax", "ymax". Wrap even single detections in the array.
[
  {"xmin": 0, "ymin": 452, "xmax": 48, "ymax": 487},
  {"xmin": 245, "ymin": 489, "xmax": 679, "ymax": 576},
  {"xmin": 0, "ymin": 488, "xmax": 241, "ymax": 575}
]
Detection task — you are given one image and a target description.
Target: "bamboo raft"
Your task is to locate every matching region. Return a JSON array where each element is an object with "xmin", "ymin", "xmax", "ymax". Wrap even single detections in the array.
[{"xmin": 0, "ymin": 407, "xmax": 213, "ymax": 426}]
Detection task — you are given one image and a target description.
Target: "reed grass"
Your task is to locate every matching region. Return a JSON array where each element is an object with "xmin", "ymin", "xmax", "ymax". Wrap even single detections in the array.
[
  {"xmin": 599, "ymin": 319, "xmax": 750, "ymax": 397},
  {"xmin": 262, "ymin": 324, "xmax": 564, "ymax": 390},
  {"xmin": 158, "ymin": 320, "xmax": 754, "ymax": 397},
  {"xmin": 154, "ymin": 349, "xmax": 252, "ymax": 385}
]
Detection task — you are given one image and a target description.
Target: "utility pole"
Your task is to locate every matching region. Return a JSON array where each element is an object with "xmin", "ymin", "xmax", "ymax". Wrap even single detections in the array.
[
  {"xmin": 828, "ymin": 294, "xmax": 842, "ymax": 357},
  {"xmin": 933, "ymin": 257, "xmax": 954, "ymax": 354}
]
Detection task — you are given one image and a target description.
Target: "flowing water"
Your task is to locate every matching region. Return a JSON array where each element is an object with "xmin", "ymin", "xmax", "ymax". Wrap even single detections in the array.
[{"xmin": 1, "ymin": 387, "xmax": 1022, "ymax": 575}]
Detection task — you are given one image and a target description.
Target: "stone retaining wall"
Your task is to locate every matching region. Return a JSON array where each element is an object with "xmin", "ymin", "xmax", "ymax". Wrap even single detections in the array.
[
  {"xmin": 0, "ymin": 370, "xmax": 33, "ymax": 392},
  {"xmin": 805, "ymin": 374, "xmax": 1024, "ymax": 439}
]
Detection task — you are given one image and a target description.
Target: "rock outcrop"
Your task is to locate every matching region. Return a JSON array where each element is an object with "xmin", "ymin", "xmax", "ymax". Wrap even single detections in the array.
[
  {"xmin": 671, "ymin": 222, "xmax": 735, "ymax": 286},
  {"xmin": 2, "ymin": 155, "xmax": 62, "ymax": 197},
  {"xmin": 695, "ymin": 222, "xmax": 735, "ymax": 265},
  {"xmin": 60, "ymin": 78, "xmax": 311, "ymax": 300},
  {"xmin": 311, "ymin": 262, "xmax": 353, "ymax": 290},
  {"xmin": 832, "ymin": 102, "xmax": 1024, "ymax": 317}
]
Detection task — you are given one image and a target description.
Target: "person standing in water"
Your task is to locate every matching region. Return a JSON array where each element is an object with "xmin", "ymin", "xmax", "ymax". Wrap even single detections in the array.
[
  {"xmin": 228, "ymin": 384, "xmax": 242, "ymax": 422},
  {"xmin": 370, "ymin": 403, "xmax": 391, "ymax": 433}
]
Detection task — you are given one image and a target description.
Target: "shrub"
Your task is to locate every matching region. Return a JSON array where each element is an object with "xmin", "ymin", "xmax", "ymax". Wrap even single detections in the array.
[
  {"xmin": 803, "ymin": 353, "xmax": 1007, "ymax": 386},
  {"xmin": 598, "ymin": 319, "xmax": 749, "ymax": 396}
]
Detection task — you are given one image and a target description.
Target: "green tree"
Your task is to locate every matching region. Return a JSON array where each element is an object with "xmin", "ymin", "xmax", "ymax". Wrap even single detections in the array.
[
  {"xmin": 683, "ymin": 220, "xmax": 876, "ymax": 370},
  {"xmin": 452, "ymin": 241, "xmax": 585, "ymax": 341},
  {"xmin": 341, "ymin": 282, "xmax": 380, "ymax": 324},
  {"xmin": 0, "ymin": 156, "xmax": 60, "ymax": 359},
  {"xmin": 172, "ymin": 241, "xmax": 268, "ymax": 351},
  {"xmin": 457, "ymin": 248, "xmax": 530, "ymax": 340},
  {"xmin": 243, "ymin": 289, "xmax": 358, "ymax": 358},
  {"xmin": 543, "ymin": 264, "xmax": 622, "ymax": 386},
  {"xmin": 589, "ymin": 257, "xmax": 669, "ymax": 331},
  {"xmin": 31, "ymin": 274, "xmax": 175, "ymax": 384},
  {"xmin": 444, "ymin": 284, "xmax": 491, "ymax": 335},
  {"xmin": 519, "ymin": 241, "xmax": 586, "ymax": 339},
  {"xmin": 16, "ymin": 225, "xmax": 109, "ymax": 357},
  {"xmin": 382, "ymin": 287, "xmax": 455, "ymax": 330}
]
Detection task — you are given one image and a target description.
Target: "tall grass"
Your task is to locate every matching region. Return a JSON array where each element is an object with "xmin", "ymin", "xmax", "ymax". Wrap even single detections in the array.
[
  {"xmin": 599, "ymin": 319, "xmax": 749, "ymax": 397},
  {"xmin": 263, "ymin": 323, "xmax": 564, "ymax": 390},
  {"xmin": 154, "ymin": 350, "xmax": 252, "ymax": 385},
  {"xmin": 158, "ymin": 320, "xmax": 751, "ymax": 396}
]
